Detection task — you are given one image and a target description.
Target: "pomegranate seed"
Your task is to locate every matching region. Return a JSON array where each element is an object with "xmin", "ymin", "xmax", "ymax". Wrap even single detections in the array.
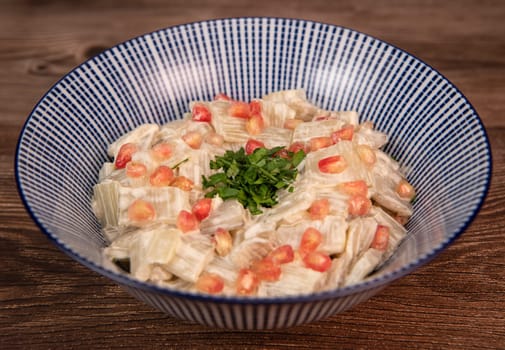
[
  {"xmin": 251, "ymin": 258, "xmax": 281, "ymax": 282},
  {"xmin": 396, "ymin": 179, "xmax": 416, "ymax": 201},
  {"xmin": 356, "ymin": 144, "xmax": 376, "ymax": 167},
  {"xmin": 214, "ymin": 93, "xmax": 233, "ymax": 101},
  {"xmin": 246, "ymin": 114, "xmax": 265, "ymax": 135},
  {"xmin": 176, "ymin": 210, "xmax": 199, "ymax": 233},
  {"xmin": 192, "ymin": 198, "xmax": 212, "ymax": 221},
  {"xmin": 394, "ymin": 215, "xmax": 409, "ymax": 225},
  {"xmin": 245, "ymin": 139, "xmax": 265, "ymax": 155},
  {"xmin": 195, "ymin": 273, "xmax": 224, "ymax": 294},
  {"xmin": 182, "ymin": 131, "xmax": 203, "ymax": 149},
  {"xmin": 348, "ymin": 194, "xmax": 372, "ymax": 216},
  {"xmin": 303, "ymin": 252, "xmax": 332, "ymax": 272},
  {"xmin": 309, "ymin": 136, "xmax": 333, "ymax": 152},
  {"xmin": 268, "ymin": 245, "xmax": 295, "ymax": 265},
  {"xmin": 331, "ymin": 125, "xmax": 354, "ymax": 143},
  {"xmin": 284, "ymin": 118, "xmax": 304, "ymax": 130},
  {"xmin": 313, "ymin": 115, "xmax": 331, "ymax": 121},
  {"xmin": 299, "ymin": 227, "xmax": 323, "ymax": 256},
  {"xmin": 127, "ymin": 199, "xmax": 156, "ymax": 222},
  {"xmin": 151, "ymin": 142, "xmax": 173, "ymax": 161},
  {"xmin": 337, "ymin": 180, "xmax": 368, "ymax": 197},
  {"xmin": 274, "ymin": 148, "xmax": 290, "ymax": 159},
  {"xmin": 115, "ymin": 143, "xmax": 137, "ymax": 169},
  {"xmin": 249, "ymin": 100, "xmax": 262, "ymax": 116},
  {"xmin": 125, "ymin": 162, "xmax": 147, "ymax": 178},
  {"xmin": 288, "ymin": 141, "xmax": 309, "ymax": 154},
  {"xmin": 149, "ymin": 165, "xmax": 174, "ymax": 187},
  {"xmin": 229, "ymin": 101, "xmax": 250, "ymax": 119},
  {"xmin": 171, "ymin": 176, "xmax": 194, "ymax": 191},
  {"xmin": 308, "ymin": 198, "xmax": 330, "ymax": 220},
  {"xmin": 370, "ymin": 225, "xmax": 390, "ymax": 251},
  {"xmin": 213, "ymin": 228, "xmax": 233, "ymax": 257},
  {"xmin": 205, "ymin": 131, "xmax": 224, "ymax": 146},
  {"xmin": 236, "ymin": 268, "xmax": 259, "ymax": 295},
  {"xmin": 318, "ymin": 155, "xmax": 348, "ymax": 174},
  {"xmin": 191, "ymin": 103, "xmax": 212, "ymax": 122}
]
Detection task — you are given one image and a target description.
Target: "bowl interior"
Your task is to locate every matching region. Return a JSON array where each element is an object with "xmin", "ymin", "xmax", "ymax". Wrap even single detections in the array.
[{"xmin": 16, "ymin": 18, "xmax": 491, "ymax": 300}]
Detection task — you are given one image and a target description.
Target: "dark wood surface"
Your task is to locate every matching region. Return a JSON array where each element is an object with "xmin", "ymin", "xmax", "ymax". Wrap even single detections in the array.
[{"xmin": 1, "ymin": 1, "xmax": 504, "ymax": 349}]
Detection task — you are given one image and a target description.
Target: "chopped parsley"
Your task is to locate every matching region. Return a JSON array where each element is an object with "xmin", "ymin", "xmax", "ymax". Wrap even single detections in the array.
[
  {"xmin": 171, "ymin": 157, "xmax": 189, "ymax": 169},
  {"xmin": 202, "ymin": 146, "xmax": 306, "ymax": 215}
]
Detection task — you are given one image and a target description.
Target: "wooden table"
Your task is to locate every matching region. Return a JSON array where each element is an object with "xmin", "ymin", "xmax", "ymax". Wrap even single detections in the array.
[{"xmin": 1, "ymin": 1, "xmax": 504, "ymax": 348}]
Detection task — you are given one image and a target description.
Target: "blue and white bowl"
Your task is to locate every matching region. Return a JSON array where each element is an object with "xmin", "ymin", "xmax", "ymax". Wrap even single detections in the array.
[{"xmin": 15, "ymin": 18, "xmax": 491, "ymax": 329}]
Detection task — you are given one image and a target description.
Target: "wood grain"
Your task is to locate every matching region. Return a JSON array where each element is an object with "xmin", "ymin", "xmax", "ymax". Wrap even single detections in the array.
[{"xmin": 1, "ymin": 1, "xmax": 504, "ymax": 349}]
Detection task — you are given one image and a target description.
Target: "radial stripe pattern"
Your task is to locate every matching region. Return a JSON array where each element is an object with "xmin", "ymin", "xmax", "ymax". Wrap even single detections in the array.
[{"xmin": 16, "ymin": 18, "xmax": 491, "ymax": 329}]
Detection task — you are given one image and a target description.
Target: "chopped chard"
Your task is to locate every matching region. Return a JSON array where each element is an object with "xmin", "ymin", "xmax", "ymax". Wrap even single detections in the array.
[{"xmin": 94, "ymin": 89, "xmax": 415, "ymax": 296}]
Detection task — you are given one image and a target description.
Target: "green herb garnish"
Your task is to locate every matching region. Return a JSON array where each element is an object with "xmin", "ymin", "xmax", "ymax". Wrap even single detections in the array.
[
  {"xmin": 171, "ymin": 157, "xmax": 189, "ymax": 169},
  {"xmin": 202, "ymin": 146, "xmax": 306, "ymax": 215}
]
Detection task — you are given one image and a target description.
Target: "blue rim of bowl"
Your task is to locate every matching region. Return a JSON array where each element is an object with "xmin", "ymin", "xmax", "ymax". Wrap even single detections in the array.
[{"xmin": 15, "ymin": 17, "xmax": 492, "ymax": 305}]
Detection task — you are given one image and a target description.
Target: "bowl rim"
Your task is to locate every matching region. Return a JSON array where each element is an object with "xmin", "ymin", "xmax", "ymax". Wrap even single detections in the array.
[{"xmin": 15, "ymin": 16, "xmax": 493, "ymax": 304}]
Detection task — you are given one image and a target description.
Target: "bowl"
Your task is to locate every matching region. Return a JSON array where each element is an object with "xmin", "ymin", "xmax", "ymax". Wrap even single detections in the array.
[{"xmin": 15, "ymin": 17, "xmax": 491, "ymax": 329}]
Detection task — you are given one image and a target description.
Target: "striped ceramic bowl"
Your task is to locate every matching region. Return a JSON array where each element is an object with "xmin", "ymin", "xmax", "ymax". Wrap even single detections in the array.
[{"xmin": 16, "ymin": 18, "xmax": 491, "ymax": 329}]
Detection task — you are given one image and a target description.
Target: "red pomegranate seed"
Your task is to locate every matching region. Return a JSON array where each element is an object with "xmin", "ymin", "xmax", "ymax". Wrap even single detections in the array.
[
  {"xmin": 125, "ymin": 162, "xmax": 147, "ymax": 178},
  {"xmin": 229, "ymin": 101, "xmax": 251, "ymax": 119},
  {"xmin": 284, "ymin": 119, "xmax": 304, "ymax": 130},
  {"xmin": 171, "ymin": 176, "xmax": 194, "ymax": 191},
  {"xmin": 127, "ymin": 199, "xmax": 156, "ymax": 222},
  {"xmin": 176, "ymin": 210, "xmax": 199, "ymax": 233},
  {"xmin": 348, "ymin": 194, "xmax": 372, "ymax": 216},
  {"xmin": 331, "ymin": 125, "xmax": 354, "ymax": 143},
  {"xmin": 309, "ymin": 136, "xmax": 332, "ymax": 152},
  {"xmin": 267, "ymin": 245, "xmax": 295, "ymax": 265},
  {"xmin": 318, "ymin": 155, "xmax": 348, "ymax": 174},
  {"xmin": 149, "ymin": 166, "xmax": 174, "ymax": 187},
  {"xmin": 151, "ymin": 142, "xmax": 173, "ymax": 161},
  {"xmin": 245, "ymin": 139, "xmax": 265, "ymax": 155},
  {"xmin": 115, "ymin": 143, "xmax": 137, "ymax": 169},
  {"xmin": 213, "ymin": 228, "xmax": 233, "ymax": 257},
  {"xmin": 245, "ymin": 114, "xmax": 265, "ymax": 135},
  {"xmin": 251, "ymin": 258, "xmax": 282, "ymax": 282},
  {"xmin": 195, "ymin": 273, "xmax": 224, "ymax": 294},
  {"xmin": 303, "ymin": 252, "xmax": 332, "ymax": 272},
  {"xmin": 192, "ymin": 198, "xmax": 212, "ymax": 221},
  {"xmin": 236, "ymin": 268, "xmax": 259, "ymax": 296},
  {"xmin": 371, "ymin": 225, "xmax": 390, "ymax": 251},
  {"xmin": 191, "ymin": 103, "xmax": 212, "ymax": 122},
  {"xmin": 356, "ymin": 144, "xmax": 376, "ymax": 167},
  {"xmin": 308, "ymin": 198, "xmax": 330, "ymax": 220},
  {"xmin": 182, "ymin": 131, "xmax": 203, "ymax": 149},
  {"xmin": 299, "ymin": 227, "xmax": 323, "ymax": 256},
  {"xmin": 396, "ymin": 179, "xmax": 416, "ymax": 201},
  {"xmin": 338, "ymin": 180, "xmax": 368, "ymax": 197}
]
